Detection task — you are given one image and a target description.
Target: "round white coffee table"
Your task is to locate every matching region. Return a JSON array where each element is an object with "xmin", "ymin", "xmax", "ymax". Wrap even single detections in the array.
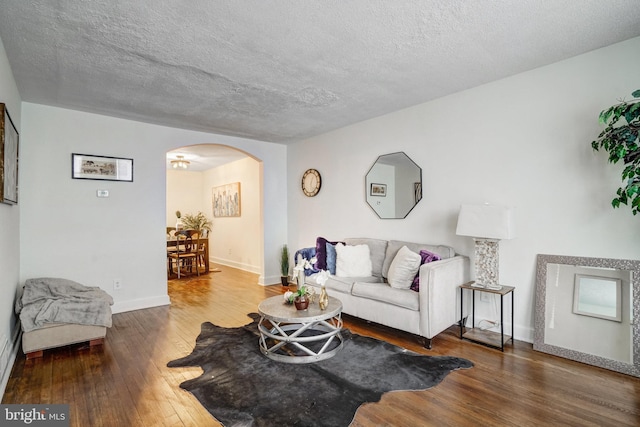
[{"xmin": 257, "ymin": 295, "xmax": 343, "ymax": 363}]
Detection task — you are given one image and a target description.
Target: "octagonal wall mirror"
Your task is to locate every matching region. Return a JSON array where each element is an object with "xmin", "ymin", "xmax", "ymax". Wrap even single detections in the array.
[{"xmin": 365, "ymin": 152, "xmax": 422, "ymax": 219}]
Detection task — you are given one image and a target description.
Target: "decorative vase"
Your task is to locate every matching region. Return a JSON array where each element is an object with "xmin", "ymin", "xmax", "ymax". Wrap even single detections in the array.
[
  {"xmin": 176, "ymin": 219, "xmax": 183, "ymax": 231},
  {"xmin": 294, "ymin": 296, "xmax": 309, "ymax": 310},
  {"xmin": 297, "ymin": 270, "xmax": 305, "ymax": 288},
  {"xmin": 280, "ymin": 276, "xmax": 289, "ymax": 287},
  {"xmin": 319, "ymin": 286, "xmax": 329, "ymax": 310}
]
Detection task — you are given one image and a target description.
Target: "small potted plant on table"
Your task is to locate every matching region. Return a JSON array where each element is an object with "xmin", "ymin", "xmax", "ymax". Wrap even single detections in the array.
[{"xmin": 283, "ymin": 286, "xmax": 314, "ymax": 310}]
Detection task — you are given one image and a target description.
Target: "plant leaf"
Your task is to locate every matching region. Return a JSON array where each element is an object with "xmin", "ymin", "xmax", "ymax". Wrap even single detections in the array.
[{"xmin": 625, "ymin": 102, "xmax": 640, "ymax": 124}]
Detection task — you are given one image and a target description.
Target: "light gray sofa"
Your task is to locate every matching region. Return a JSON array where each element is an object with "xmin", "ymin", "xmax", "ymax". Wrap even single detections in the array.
[{"xmin": 300, "ymin": 238, "xmax": 470, "ymax": 348}]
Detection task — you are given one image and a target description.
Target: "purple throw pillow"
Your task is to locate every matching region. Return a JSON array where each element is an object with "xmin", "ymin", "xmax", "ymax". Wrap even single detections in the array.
[
  {"xmin": 315, "ymin": 237, "xmax": 342, "ymax": 271},
  {"xmin": 410, "ymin": 250, "xmax": 442, "ymax": 292}
]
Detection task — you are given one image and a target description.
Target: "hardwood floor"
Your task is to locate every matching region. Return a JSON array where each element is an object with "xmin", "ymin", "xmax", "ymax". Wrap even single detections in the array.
[{"xmin": 3, "ymin": 266, "xmax": 640, "ymax": 426}]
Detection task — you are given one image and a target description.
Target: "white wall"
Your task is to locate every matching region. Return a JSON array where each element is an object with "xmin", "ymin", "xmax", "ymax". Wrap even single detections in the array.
[
  {"xmin": 166, "ymin": 169, "xmax": 205, "ymax": 227},
  {"xmin": 287, "ymin": 36, "xmax": 640, "ymax": 343},
  {"xmin": 0, "ymin": 35, "xmax": 22, "ymax": 396},
  {"xmin": 203, "ymin": 157, "xmax": 262, "ymax": 273},
  {"xmin": 19, "ymin": 103, "xmax": 287, "ymax": 317}
]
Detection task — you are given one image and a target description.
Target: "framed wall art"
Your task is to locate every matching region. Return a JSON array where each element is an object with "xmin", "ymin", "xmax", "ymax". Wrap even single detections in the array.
[
  {"xmin": 212, "ymin": 182, "xmax": 241, "ymax": 217},
  {"xmin": 72, "ymin": 153, "xmax": 133, "ymax": 182},
  {"xmin": 370, "ymin": 183, "xmax": 386, "ymax": 197},
  {"xmin": 0, "ymin": 103, "xmax": 19, "ymax": 205}
]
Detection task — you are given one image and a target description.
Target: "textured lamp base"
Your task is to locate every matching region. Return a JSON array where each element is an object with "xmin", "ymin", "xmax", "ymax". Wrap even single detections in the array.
[{"xmin": 474, "ymin": 238, "xmax": 501, "ymax": 289}]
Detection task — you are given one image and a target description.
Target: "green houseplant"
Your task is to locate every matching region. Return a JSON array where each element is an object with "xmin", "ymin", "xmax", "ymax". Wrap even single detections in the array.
[
  {"xmin": 591, "ymin": 89, "xmax": 640, "ymax": 215},
  {"xmin": 181, "ymin": 212, "xmax": 213, "ymax": 235},
  {"xmin": 279, "ymin": 244, "xmax": 289, "ymax": 286}
]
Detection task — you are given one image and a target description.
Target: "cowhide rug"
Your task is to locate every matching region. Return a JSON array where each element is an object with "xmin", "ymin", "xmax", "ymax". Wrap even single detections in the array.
[{"xmin": 167, "ymin": 313, "xmax": 473, "ymax": 427}]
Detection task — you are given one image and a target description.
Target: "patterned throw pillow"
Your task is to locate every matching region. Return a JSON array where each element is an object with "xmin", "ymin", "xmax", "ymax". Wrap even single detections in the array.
[
  {"xmin": 293, "ymin": 247, "xmax": 319, "ymax": 276},
  {"xmin": 410, "ymin": 250, "xmax": 442, "ymax": 292}
]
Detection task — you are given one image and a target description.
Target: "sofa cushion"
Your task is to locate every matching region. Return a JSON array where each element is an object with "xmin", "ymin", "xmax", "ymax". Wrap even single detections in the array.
[
  {"xmin": 387, "ymin": 246, "xmax": 421, "ymax": 289},
  {"xmin": 344, "ymin": 238, "xmax": 388, "ymax": 278},
  {"xmin": 352, "ymin": 282, "xmax": 420, "ymax": 311},
  {"xmin": 336, "ymin": 243, "xmax": 372, "ymax": 277},
  {"xmin": 382, "ymin": 240, "xmax": 455, "ymax": 279},
  {"xmin": 314, "ymin": 274, "xmax": 381, "ymax": 294}
]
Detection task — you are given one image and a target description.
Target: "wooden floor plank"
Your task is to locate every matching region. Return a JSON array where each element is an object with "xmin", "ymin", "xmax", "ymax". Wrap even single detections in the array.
[{"xmin": 2, "ymin": 265, "xmax": 640, "ymax": 426}]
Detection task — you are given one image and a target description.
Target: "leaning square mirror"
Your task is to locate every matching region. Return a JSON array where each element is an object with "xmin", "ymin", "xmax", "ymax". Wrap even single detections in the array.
[{"xmin": 534, "ymin": 254, "xmax": 640, "ymax": 377}]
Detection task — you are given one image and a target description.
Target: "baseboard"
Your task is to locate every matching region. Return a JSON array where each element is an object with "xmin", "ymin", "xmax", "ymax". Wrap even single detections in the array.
[
  {"xmin": 258, "ymin": 275, "xmax": 282, "ymax": 286},
  {"xmin": 460, "ymin": 319, "xmax": 533, "ymax": 344},
  {"xmin": 209, "ymin": 257, "xmax": 281, "ymax": 286},
  {"xmin": 516, "ymin": 325, "xmax": 534, "ymax": 344},
  {"xmin": 111, "ymin": 294, "xmax": 171, "ymax": 314},
  {"xmin": 0, "ymin": 327, "xmax": 22, "ymax": 399},
  {"xmin": 211, "ymin": 257, "xmax": 260, "ymax": 275}
]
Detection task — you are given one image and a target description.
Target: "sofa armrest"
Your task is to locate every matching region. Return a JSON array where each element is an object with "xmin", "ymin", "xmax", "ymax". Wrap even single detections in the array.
[{"xmin": 418, "ymin": 255, "xmax": 470, "ymax": 339}]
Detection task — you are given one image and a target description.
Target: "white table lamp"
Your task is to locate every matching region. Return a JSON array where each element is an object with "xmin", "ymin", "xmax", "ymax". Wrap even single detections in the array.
[{"xmin": 456, "ymin": 204, "xmax": 515, "ymax": 290}]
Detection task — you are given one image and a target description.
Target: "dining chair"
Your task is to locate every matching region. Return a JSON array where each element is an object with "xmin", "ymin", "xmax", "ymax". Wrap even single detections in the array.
[
  {"xmin": 168, "ymin": 230, "xmax": 201, "ymax": 278},
  {"xmin": 167, "ymin": 227, "xmax": 179, "ymax": 274},
  {"xmin": 193, "ymin": 231, "xmax": 208, "ymax": 273}
]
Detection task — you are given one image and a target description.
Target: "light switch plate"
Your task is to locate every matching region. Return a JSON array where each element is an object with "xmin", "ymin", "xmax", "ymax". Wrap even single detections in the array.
[{"xmin": 96, "ymin": 190, "xmax": 109, "ymax": 198}]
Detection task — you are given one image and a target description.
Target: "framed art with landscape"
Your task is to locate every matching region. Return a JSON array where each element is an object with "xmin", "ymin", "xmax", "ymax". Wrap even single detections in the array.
[
  {"xmin": 0, "ymin": 103, "xmax": 19, "ymax": 205},
  {"xmin": 370, "ymin": 183, "xmax": 386, "ymax": 197},
  {"xmin": 72, "ymin": 153, "xmax": 133, "ymax": 182}
]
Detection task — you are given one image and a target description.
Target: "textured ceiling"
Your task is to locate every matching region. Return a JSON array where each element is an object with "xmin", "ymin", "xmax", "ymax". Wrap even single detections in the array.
[{"xmin": 1, "ymin": 1, "xmax": 640, "ymax": 144}]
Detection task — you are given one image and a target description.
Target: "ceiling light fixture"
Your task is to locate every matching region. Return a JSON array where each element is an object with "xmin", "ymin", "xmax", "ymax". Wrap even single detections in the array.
[{"xmin": 171, "ymin": 155, "xmax": 190, "ymax": 169}]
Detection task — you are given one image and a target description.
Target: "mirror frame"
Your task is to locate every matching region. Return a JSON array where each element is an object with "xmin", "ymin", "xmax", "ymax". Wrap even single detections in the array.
[
  {"xmin": 365, "ymin": 151, "xmax": 422, "ymax": 219},
  {"xmin": 534, "ymin": 254, "xmax": 640, "ymax": 377}
]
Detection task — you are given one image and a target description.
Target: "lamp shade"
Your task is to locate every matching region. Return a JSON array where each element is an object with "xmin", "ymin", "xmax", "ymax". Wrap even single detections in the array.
[{"xmin": 456, "ymin": 204, "xmax": 515, "ymax": 240}]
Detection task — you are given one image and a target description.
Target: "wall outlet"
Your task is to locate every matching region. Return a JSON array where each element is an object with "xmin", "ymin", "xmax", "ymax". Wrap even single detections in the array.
[{"xmin": 113, "ymin": 279, "xmax": 122, "ymax": 290}]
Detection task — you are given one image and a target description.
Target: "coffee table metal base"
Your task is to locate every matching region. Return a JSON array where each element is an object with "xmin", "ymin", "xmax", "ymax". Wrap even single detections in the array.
[
  {"xmin": 258, "ymin": 315, "xmax": 343, "ymax": 363},
  {"xmin": 257, "ymin": 295, "xmax": 344, "ymax": 364}
]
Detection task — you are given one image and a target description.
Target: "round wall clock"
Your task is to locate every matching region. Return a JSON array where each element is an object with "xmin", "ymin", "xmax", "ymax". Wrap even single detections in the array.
[{"xmin": 301, "ymin": 169, "xmax": 322, "ymax": 197}]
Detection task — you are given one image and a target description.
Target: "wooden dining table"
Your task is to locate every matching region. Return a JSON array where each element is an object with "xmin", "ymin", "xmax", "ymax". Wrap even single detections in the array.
[{"xmin": 167, "ymin": 236, "xmax": 210, "ymax": 275}]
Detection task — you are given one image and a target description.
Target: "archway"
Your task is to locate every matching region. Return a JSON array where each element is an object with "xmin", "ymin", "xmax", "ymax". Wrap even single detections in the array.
[{"xmin": 166, "ymin": 144, "xmax": 264, "ymax": 281}]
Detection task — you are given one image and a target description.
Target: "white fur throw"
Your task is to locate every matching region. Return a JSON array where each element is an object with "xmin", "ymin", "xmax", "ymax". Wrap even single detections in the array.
[
  {"xmin": 335, "ymin": 243, "xmax": 372, "ymax": 277},
  {"xmin": 387, "ymin": 245, "xmax": 421, "ymax": 289}
]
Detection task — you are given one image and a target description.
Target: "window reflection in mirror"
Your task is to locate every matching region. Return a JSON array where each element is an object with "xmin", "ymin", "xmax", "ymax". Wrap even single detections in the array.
[{"xmin": 573, "ymin": 274, "xmax": 622, "ymax": 322}]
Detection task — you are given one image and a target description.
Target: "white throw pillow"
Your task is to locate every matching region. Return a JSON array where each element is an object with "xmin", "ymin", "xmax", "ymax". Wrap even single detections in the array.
[
  {"xmin": 387, "ymin": 245, "xmax": 421, "ymax": 289},
  {"xmin": 335, "ymin": 243, "xmax": 372, "ymax": 277}
]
